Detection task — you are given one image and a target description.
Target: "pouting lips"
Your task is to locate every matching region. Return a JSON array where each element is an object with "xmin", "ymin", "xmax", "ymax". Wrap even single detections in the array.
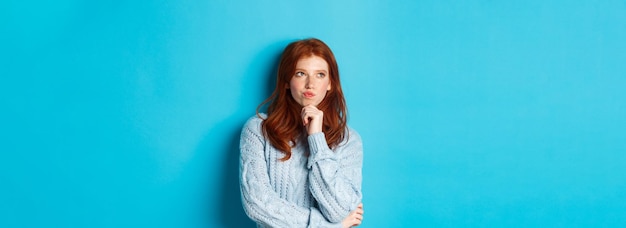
[{"xmin": 303, "ymin": 92, "xmax": 315, "ymax": 98}]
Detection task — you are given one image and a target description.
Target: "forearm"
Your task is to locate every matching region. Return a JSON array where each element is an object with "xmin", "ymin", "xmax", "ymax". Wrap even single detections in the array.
[
  {"xmin": 240, "ymin": 155, "xmax": 341, "ymax": 228},
  {"xmin": 307, "ymin": 132, "xmax": 363, "ymax": 223}
]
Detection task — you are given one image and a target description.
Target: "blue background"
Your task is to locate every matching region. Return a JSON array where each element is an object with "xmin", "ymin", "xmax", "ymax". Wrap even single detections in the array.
[{"xmin": 2, "ymin": 0, "xmax": 625, "ymax": 227}]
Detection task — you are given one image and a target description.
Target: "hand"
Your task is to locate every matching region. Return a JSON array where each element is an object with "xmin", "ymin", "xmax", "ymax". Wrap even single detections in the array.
[
  {"xmin": 341, "ymin": 203, "xmax": 363, "ymax": 228},
  {"xmin": 301, "ymin": 105, "xmax": 324, "ymax": 135}
]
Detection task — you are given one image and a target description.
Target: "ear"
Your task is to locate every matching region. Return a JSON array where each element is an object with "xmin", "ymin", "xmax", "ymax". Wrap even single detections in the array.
[
  {"xmin": 327, "ymin": 82, "xmax": 331, "ymax": 91},
  {"xmin": 285, "ymin": 83, "xmax": 289, "ymax": 89}
]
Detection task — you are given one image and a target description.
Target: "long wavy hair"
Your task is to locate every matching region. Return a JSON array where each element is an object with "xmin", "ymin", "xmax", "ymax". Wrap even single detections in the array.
[{"xmin": 257, "ymin": 38, "xmax": 348, "ymax": 161}]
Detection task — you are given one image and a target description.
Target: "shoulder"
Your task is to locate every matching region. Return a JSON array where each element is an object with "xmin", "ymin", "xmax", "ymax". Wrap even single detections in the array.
[
  {"xmin": 334, "ymin": 125, "xmax": 363, "ymax": 158},
  {"xmin": 242, "ymin": 113, "xmax": 266, "ymax": 130},
  {"xmin": 346, "ymin": 126, "xmax": 362, "ymax": 142},
  {"xmin": 339, "ymin": 125, "xmax": 362, "ymax": 149},
  {"xmin": 241, "ymin": 113, "xmax": 268, "ymax": 139},
  {"xmin": 240, "ymin": 114, "xmax": 268, "ymax": 149}
]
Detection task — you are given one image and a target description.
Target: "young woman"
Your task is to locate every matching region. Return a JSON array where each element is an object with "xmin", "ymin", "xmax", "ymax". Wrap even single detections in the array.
[{"xmin": 239, "ymin": 38, "xmax": 364, "ymax": 227}]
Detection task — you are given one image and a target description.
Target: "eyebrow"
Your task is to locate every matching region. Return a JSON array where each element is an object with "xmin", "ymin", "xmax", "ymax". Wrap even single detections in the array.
[{"xmin": 295, "ymin": 68, "xmax": 328, "ymax": 73}]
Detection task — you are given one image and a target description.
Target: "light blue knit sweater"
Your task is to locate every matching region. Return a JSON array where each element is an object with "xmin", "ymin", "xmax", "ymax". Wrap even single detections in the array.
[{"xmin": 239, "ymin": 114, "xmax": 363, "ymax": 228}]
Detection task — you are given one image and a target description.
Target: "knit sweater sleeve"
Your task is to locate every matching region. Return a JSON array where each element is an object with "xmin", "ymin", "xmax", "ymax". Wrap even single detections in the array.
[
  {"xmin": 307, "ymin": 129, "xmax": 363, "ymax": 223},
  {"xmin": 239, "ymin": 116, "xmax": 341, "ymax": 228}
]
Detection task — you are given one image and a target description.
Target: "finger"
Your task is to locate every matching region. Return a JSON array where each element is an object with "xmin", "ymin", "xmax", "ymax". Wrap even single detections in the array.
[
  {"xmin": 302, "ymin": 111, "xmax": 317, "ymax": 126},
  {"xmin": 303, "ymin": 105, "xmax": 321, "ymax": 115},
  {"xmin": 301, "ymin": 109, "xmax": 309, "ymax": 126},
  {"xmin": 305, "ymin": 104, "xmax": 318, "ymax": 110}
]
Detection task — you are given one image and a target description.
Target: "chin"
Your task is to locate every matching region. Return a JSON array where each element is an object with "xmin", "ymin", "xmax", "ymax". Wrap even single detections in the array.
[{"xmin": 299, "ymin": 98, "xmax": 322, "ymax": 107}]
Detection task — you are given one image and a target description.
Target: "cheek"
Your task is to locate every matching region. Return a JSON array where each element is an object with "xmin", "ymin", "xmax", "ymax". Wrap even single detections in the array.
[
  {"xmin": 322, "ymin": 79, "xmax": 331, "ymax": 91},
  {"xmin": 319, "ymin": 82, "xmax": 331, "ymax": 98},
  {"xmin": 289, "ymin": 78, "xmax": 302, "ymax": 90}
]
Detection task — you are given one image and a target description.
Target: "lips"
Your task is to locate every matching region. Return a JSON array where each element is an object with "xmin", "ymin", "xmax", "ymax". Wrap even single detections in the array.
[{"xmin": 303, "ymin": 91, "xmax": 315, "ymax": 98}]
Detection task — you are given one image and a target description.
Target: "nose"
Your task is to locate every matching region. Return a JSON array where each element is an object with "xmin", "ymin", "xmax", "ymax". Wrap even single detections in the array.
[{"xmin": 305, "ymin": 77, "xmax": 313, "ymax": 89}]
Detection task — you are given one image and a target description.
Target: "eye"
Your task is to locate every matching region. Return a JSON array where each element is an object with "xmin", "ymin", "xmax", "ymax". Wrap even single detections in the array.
[
  {"xmin": 316, "ymin": 73, "xmax": 326, "ymax": 78},
  {"xmin": 295, "ymin": 71, "xmax": 306, "ymax": 77}
]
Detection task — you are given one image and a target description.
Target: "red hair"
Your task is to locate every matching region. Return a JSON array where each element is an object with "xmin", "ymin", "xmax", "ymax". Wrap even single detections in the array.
[{"xmin": 257, "ymin": 38, "xmax": 348, "ymax": 161}]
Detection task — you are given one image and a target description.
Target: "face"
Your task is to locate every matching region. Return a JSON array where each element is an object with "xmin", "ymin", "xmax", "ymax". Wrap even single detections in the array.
[{"xmin": 287, "ymin": 55, "xmax": 332, "ymax": 107}]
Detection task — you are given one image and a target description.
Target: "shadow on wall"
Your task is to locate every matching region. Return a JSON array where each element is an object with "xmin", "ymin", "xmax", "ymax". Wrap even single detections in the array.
[
  {"xmin": 214, "ymin": 117, "xmax": 254, "ymax": 228},
  {"xmin": 215, "ymin": 39, "xmax": 291, "ymax": 227}
]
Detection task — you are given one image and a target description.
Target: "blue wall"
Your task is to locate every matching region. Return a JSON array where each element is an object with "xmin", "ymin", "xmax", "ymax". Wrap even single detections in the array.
[{"xmin": 2, "ymin": 0, "xmax": 625, "ymax": 227}]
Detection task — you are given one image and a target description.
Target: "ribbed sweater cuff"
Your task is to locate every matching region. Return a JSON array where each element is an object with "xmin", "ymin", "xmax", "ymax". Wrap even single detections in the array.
[
  {"xmin": 308, "ymin": 132, "xmax": 329, "ymax": 155},
  {"xmin": 307, "ymin": 132, "xmax": 334, "ymax": 169}
]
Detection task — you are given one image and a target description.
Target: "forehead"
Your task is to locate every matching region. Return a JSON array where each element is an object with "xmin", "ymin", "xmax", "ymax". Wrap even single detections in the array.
[{"xmin": 295, "ymin": 55, "xmax": 328, "ymax": 70}]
